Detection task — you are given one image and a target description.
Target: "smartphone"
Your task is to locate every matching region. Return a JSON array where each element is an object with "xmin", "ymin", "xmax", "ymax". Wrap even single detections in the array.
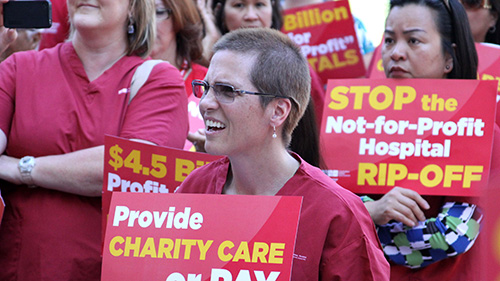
[{"xmin": 3, "ymin": 0, "xmax": 52, "ymax": 29}]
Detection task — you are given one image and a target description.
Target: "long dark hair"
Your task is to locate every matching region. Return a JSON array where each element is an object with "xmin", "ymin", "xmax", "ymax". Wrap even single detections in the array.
[
  {"xmin": 485, "ymin": 0, "xmax": 500, "ymax": 44},
  {"xmin": 289, "ymin": 99, "xmax": 323, "ymax": 168},
  {"xmin": 164, "ymin": 0, "xmax": 206, "ymax": 68},
  {"xmin": 390, "ymin": 0, "xmax": 478, "ymax": 79}
]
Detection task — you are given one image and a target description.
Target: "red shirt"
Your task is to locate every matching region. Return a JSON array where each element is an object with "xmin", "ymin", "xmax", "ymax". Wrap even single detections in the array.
[
  {"xmin": 369, "ymin": 125, "xmax": 500, "ymax": 281},
  {"xmin": 177, "ymin": 154, "xmax": 390, "ymax": 280},
  {"xmin": 0, "ymin": 42, "xmax": 189, "ymax": 280},
  {"xmin": 181, "ymin": 62, "xmax": 208, "ymax": 97},
  {"xmin": 39, "ymin": 0, "xmax": 69, "ymax": 50}
]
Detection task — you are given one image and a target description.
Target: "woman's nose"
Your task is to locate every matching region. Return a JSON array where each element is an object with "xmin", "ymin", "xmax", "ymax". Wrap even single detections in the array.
[
  {"xmin": 390, "ymin": 42, "xmax": 407, "ymax": 61},
  {"xmin": 243, "ymin": 6, "xmax": 259, "ymax": 21},
  {"xmin": 199, "ymin": 87, "xmax": 219, "ymax": 113}
]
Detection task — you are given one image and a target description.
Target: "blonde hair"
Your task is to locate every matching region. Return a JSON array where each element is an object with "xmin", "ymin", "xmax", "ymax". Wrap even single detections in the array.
[
  {"xmin": 68, "ymin": 0, "xmax": 156, "ymax": 59},
  {"xmin": 127, "ymin": 0, "xmax": 156, "ymax": 58}
]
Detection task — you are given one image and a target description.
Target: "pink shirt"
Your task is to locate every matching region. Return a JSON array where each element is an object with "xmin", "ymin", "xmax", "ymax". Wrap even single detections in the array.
[
  {"xmin": 0, "ymin": 42, "xmax": 189, "ymax": 152},
  {"xmin": 0, "ymin": 42, "xmax": 189, "ymax": 280},
  {"xmin": 181, "ymin": 62, "xmax": 208, "ymax": 97}
]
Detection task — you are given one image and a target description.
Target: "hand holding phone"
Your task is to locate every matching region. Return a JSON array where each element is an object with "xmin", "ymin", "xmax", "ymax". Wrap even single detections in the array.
[
  {"xmin": 0, "ymin": 0, "xmax": 9, "ymax": 26},
  {"xmin": 0, "ymin": 0, "xmax": 19, "ymax": 56},
  {"xmin": 3, "ymin": 0, "xmax": 52, "ymax": 29}
]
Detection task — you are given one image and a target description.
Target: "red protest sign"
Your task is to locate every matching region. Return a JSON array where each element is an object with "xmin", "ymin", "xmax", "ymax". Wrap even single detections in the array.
[
  {"xmin": 101, "ymin": 192, "xmax": 302, "ymax": 281},
  {"xmin": 366, "ymin": 44, "xmax": 384, "ymax": 79},
  {"xmin": 480, "ymin": 186, "xmax": 500, "ymax": 281},
  {"xmin": 476, "ymin": 43, "xmax": 500, "ymax": 127},
  {"xmin": 477, "ymin": 42, "xmax": 500, "ymax": 75},
  {"xmin": 319, "ymin": 79, "xmax": 497, "ymax": 196},
  {"xmin": 102, "ymin": 135, "xmax": 222, "ymax": 242},
  {"xmin": 281, "ymin": 1, "xmax": 365, "ymax": 85},
  {"xmin": 368, "ymin": 43, "xmax": 500, "ymax": 127}
]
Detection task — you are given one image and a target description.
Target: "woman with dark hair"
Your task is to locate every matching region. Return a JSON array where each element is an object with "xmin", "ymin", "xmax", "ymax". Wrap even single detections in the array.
[
  {"xmin": 460, "ymin": 0, "xmax": 500, "ymax": 44},
  {"xmin": 362, "ymin": 0, "xmax": 494, "ymax": 280},
  {"xmin": 212, "ymin": 0, "xmax": 283, "ymax": 33},
  {"xmin": 383, "ymin": 0, "xmax": 478, "ymax": 80},
  {"xmin": 151, "ymin": 0, "xmax": 211, "ymax": 150},
  {"xmin": 194, "ymin": 0, "xmax": 325, "ymax": 167},
  {"xmin": 196, "ymin": 0, "xmax": 284, "ymax": 59},
  {"xmin": 151, "ymin": 0, "xmax": 209, "ymax": 92}
]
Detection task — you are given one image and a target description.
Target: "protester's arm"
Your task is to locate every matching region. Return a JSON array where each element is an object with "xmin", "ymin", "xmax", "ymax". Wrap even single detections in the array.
[
  {"xmin": 0, "ymin": 2, "xmax": 101, "ymax": 196},
  {"xmin": 197, "ymin": 0, "xmax": 221, "ymax": 62},
  {"xmin": 0, "ymin": 0, "xmax": 17, "ymax": 57},
  {"xmin": 0, "ymin": 137, "xmax": 156, "ymax": 197},
  {"xmin": 0, "ymin": 146, "xmax": 104, "ymax": 196},
  {"xmin": 378, "ymin": 202, "xmax": 482, "ymax": 268},
  {"xmin": 364, "ymin": 186, "xmax": 430, "ymax": 227}
]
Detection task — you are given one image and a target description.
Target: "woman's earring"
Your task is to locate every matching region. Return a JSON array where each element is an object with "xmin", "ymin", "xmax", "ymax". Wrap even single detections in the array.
[
  {"xmin": 445, "ymin": 65, "xmax": 450, "ymax": 70},
  {"xmin": 489, "ymin": 25, "xmax": 497, "ymax": 34},
  {"xmin": 127, "ymin": 17, "xmax": 135, "ymax": 35},
  {"xmin": 272, "ymin": 126, "xmax": 277, "ymax": 139}
]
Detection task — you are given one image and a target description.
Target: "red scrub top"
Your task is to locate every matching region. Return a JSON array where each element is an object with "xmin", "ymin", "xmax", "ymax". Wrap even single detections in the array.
[
  {"xmin": 0, "ymin": 42, "xmax": 189, "ymax": 280},
  {"xmin": 177, "ymin": 154, "xmax": 390, "ymax": 281}
]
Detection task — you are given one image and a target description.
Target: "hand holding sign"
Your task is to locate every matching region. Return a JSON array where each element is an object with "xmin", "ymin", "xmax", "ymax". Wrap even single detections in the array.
[
  {"xmin": 102, "ymin": 193, "xmax": 302, "ymax": 281},
  {"xmin": 320, "ymin": 79, "xmax": 497, "ymax": 196},
  {"xmin": 364, "ymin": 186, "xmax": 430, "ymax": 227}
]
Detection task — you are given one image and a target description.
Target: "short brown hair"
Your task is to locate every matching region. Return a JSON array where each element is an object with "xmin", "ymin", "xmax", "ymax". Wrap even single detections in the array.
[{"xmin": 213, "ymin": 28, "xmax": 310, "ymax": 145}]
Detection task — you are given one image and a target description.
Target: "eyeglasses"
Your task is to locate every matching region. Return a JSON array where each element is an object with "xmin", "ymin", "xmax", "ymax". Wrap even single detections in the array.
[
  {"xmin": 192, "ymin": 79, "xmax": 295, "ymax": 104},
  {"xmin": 156, "ymin": 7, "xmax": 173, "ymax": 20},
  {"xmin": 459, "ymin": 0, "xmax": 491, "ymax": 9}
]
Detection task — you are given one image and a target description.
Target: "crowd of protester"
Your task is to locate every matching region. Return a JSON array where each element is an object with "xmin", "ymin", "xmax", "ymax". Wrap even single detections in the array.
[{"xmin": 0, "ymin": 0, "xmax": 498, "ymax": 280}]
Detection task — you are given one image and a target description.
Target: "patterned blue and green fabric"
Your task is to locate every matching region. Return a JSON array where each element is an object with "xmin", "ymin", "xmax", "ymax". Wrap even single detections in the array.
[{"xmin": 376, "ymin": 202, "xmax": 482, "ymax": 268}]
